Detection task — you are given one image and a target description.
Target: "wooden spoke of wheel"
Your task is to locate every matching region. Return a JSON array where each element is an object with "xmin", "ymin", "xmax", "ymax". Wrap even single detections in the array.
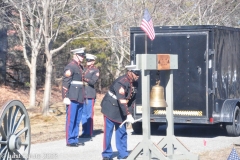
[{"xmin": 0, "ymin": 100, "xmax": 31, "ymax": 160}]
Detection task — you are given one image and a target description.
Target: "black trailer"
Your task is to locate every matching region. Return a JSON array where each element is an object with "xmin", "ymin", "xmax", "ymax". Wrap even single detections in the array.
[{"xmin": 130, "ymin": 25, "xmax": 240, "ymax": 136}]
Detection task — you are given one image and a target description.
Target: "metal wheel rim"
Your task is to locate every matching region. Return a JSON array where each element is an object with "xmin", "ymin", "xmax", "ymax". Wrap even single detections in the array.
[
  {"xmin": 0, "ymin": 100, "xmax": 31, "ymax": 160},
  {"xmin": 235, "ymin": 107, "xmax": 240, "ymax": 133}
]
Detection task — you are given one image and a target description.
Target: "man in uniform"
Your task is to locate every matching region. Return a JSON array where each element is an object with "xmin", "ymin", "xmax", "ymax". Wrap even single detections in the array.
[
  {"xmin": 62, "ymin": 47, "xmax": 86, "ymax": 147},
  {"xmin": 80, "ymin": 53, "xmax": 99, "ymax": 139},
  {"xmin": 101, "ymin": 65, "xmax": 140, "ymax": 160}
]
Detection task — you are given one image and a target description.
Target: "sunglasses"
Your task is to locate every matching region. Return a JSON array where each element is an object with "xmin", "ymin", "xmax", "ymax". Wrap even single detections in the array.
[
  {"xmin": 131, "ymin": 70, "xmax": 140, "ymax": 76},
  {"xmin": 76, "ymin": 54, "xmax": 86, "ymax": 58},
  {"xmin": 86, "ymin": 59, "xmax": 95, "ymax": 62}
]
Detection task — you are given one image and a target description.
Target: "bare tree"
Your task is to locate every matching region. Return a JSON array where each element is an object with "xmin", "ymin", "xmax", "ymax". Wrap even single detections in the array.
[
  {"xmin": 6, "ymin": 0, "xmax": 43, "ymax": 107},
  {"xmin": 96, "ymin": 0, "xmax": 142, "ymax": 79},
  {"xmin": 41, "ymin": 0, "xmax": 73, "ymax": 115},
  {"xmin": 3, "ymin": 0, "xmax": 240, "ymax": 114},
  {"xmin": 41, "ymin": 0, "xmax": 100, "ymax": 115},
  {"xmin": 151, "ymin": 0, "xmax": 240, "ymax": 26},
  {"xmin": 0, "ymin": 1, "xmax": 8, "ymax": 84}
]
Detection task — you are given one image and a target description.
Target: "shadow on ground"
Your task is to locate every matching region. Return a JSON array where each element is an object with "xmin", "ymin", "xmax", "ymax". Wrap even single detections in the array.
[{"xmin": 132, "ymin": 124, "xmax": 228, "ymax": 138}]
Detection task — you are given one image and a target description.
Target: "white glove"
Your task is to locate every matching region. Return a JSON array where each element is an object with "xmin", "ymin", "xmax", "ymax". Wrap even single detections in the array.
[
  {"xmin": 126, "ymin": 114, "xmax": 135, "ymax": 123},
  {"xmin": 63, "ymin": 97, "xmax": 71, "ymax": 105}
]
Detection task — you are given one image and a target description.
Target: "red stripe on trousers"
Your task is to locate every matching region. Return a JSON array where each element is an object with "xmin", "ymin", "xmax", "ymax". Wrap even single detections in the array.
[
  {"xmin": 90, "ymin": 98, "xmax": 94, "ymax": 135},
  {"xmin": 66, "ymin": 104, "xmax": 71, "ymax": 144},
  {"xmin": 103, "ymin": 116, "xmax": 106, "ymax": 150}
]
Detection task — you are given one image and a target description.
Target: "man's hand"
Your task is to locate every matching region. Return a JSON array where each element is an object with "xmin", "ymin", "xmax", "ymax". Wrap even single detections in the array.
[
  {"xmin": 126, "ymin": 114, "xmax": 135, "ymax": 123},
  {"xmin": 63, "ymin": 97, "xmax": 71, "ymax": 105}
]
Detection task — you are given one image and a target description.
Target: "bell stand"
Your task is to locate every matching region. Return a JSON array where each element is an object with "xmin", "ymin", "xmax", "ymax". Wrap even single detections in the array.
[{"xmin": 126, "ymin": 54, "xmax": 198, "ymax": 160}]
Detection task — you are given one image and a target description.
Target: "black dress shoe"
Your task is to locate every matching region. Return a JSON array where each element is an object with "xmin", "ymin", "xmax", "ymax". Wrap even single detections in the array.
[
  {"xmin": 118, "ymin": 156, "xmax": 128, "ymax": 160},
  {"xmin": 77, "ymin": 142, "xmax": 85, "ymax": 146},
  {"xmin": 84, "ymin": 135, "xmax": 93, "ymax": 140},
  {"xmin": 79, "ymin": 134, "xmax": 92, "ymax": 140},
  {"xmin": 78, "ymin": 134, "xmax": 85, "ymax": 138},
  {"xmin": 66, "ymin": 143, "xmax": 79, "ymax": 147},
  {"xmin": 84, "ymin": 135, "xmax": 92, "ymax": 138}
]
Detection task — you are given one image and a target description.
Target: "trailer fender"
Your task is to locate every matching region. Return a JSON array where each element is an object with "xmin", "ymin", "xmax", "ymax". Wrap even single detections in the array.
[{"xmin": 220, "ymin": 99, "xmax": 240, "ymax": 122}]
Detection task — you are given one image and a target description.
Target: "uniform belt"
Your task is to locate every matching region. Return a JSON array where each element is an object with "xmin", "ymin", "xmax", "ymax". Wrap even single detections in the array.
[
  {"xmin": 108, "ymin": 91, "xmax": 117, "ymax": 99},
  {"xmin": 71, "ymin": 81, "xmax": 88, "ymax": 86}
]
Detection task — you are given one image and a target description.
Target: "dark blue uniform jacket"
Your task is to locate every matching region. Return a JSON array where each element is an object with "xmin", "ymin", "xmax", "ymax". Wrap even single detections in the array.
[
  {"xmin": 101, "ymin": 74, "xmax": 138, "ymax": 123},
  {"xmin": 83, "ymin": 65, "xmax": 99, "ymax": 99},
  {"xmin": 62, "ymin": 60, "xmax": 85, "ymax": 103}
]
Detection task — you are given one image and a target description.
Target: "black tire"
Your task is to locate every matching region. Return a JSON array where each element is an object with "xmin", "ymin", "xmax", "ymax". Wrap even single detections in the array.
[
  {"xmin": 150, "ymin": 122, "xmax": 160, "ymax": 133},
  {"xmin": 132, "ymin": 122, "xmax": 142, "ymax": 134},
  {"xmin": 226, "ymin": 106, "xmax": 240, "ymax": 136},
  {"xmin": 132, "ymin": 122, "xmax": 160, "ymax": 134}
]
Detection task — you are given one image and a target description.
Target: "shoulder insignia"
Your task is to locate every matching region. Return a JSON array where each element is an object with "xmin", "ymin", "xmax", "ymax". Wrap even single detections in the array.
[
  {"xmin": 96, "ymin": 72, "xmax": 99, "ymax": 76},
  {"xmin": 65, "ymin": 70, "xmax": 72, "ymax": 77},
  {"xmin": 119, "ymin": 87, "xmax": 125, "ymax": 95}
]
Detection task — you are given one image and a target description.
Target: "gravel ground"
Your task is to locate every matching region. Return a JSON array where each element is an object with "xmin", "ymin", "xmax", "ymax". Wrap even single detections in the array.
[{"xmin": 30, "ymin": 125, "xmax": 240, "ymax": 160}]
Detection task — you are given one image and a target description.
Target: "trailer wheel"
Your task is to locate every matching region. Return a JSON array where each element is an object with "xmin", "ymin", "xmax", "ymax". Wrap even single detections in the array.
[
  {"xmin": 132, "ymin": 122, "xmax": 160, "ymax": 134},
  {"xmin": 0, "ymin": 100, "xmax": 31, "ymax": 159},
  {"xmin": 132, "ymin": 122, "xmax": 142, "ymax": 134},
  {"xmin": 150, "ymin": 122, "xmax": 160, "ymax": 133},
  {"xmin": 226, "ymin": 106, "xmax": 240, "ymax": 136}
]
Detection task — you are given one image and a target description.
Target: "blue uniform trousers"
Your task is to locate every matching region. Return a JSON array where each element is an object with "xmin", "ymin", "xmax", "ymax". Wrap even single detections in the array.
[
  {"xmin": 66, "ymin": 100, "xmax": 83, "ymax": 144},
  {"xmin": 102, "ymin": 116, "xmax": 128, "ymax": 159},
  {"xmin": 82, "ymin": 98, "xmax": 94, "ymax": 136}
]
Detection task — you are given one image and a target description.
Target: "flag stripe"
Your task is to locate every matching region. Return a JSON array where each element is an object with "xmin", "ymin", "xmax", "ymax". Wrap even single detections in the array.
[
  {"xmin": 140, "ymin": 9, "xmax": 155, "ymax": 41},
  {"xmin": 140, "ymin": 20, "xmax": 155, "ymax": 40}
]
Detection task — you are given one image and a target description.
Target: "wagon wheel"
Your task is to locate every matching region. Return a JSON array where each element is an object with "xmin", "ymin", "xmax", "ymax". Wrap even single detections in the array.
[{"xmin": 0, "ymin": 100, "xmax": 31, "ymax": 160}]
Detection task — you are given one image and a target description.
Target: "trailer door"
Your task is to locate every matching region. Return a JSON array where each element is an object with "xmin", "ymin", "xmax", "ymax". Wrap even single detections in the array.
[{"xmin": 134, "ymin": 32, "xmax": 209, "ymax": 118}]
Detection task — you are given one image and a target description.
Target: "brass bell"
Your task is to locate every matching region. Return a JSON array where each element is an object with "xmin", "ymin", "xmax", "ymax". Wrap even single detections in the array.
[{"xmin": 150, "ymin": 80, "xmax": 168, "ymax": 108}]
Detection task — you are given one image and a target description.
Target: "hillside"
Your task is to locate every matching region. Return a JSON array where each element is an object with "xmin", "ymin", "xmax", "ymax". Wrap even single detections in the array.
[{"xmin": 0, "ymin": 85, "xmax": 104, "ymax": 144}]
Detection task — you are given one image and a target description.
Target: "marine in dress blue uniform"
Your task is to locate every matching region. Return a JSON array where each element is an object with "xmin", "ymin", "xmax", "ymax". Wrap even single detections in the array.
[
  {"xmin": 101, "ymin": 65, "xmax": 140, "ymax": 160},
  {"xmin": 80, "ymin": 53, "xmax": 99, "ymax": 138},
  {"xmin": 62, "ymin": 47, "xmax": 86, "ymax": 147}
]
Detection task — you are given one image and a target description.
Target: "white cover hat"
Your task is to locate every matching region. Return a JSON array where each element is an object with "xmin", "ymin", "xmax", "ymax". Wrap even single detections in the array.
[
  {"xmin": 71, "ymin": 47, "xmax": 85, "ymax": 54},
  {"xmin": 86, "ymin": 53, "xmax": 97, "ymax": 60},
  {"xmin": 125, "ymin": 65, "xmax": 139, "ymax": 71}
]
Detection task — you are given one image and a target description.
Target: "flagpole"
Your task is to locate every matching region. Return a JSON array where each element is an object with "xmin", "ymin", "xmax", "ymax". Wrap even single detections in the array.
[{"xmin": 145, "ymin": 34, "xmax": 147, "ymax": 54}]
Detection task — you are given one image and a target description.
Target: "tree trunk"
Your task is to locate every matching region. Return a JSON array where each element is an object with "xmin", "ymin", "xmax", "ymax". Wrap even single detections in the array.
[
  {"xmin": 42, "ymin": 56, "xmax": 53, "ymax": 115},
  {"xmin": 98, "ymin": 76, "xmax": 102, "ymax": 93},
  {"xmin": 0, "ymin": 17, "xmax": 7, "ymax": 84},
  {"xmin": 29, "ymin": 57, "xmax": 37, "ymax": 107},
  {"xmin": 0, "ymin": 14, "xmax": 8, "ymax": 84}
]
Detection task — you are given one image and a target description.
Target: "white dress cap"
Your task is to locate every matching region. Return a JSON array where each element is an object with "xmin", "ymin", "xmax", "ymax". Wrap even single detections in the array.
[
  {"xmin": 71, "ymin": 47, "xmax": 85, "ymax": 54},
  {"xmin": 125, "ymin": 65, "xmax": 139, "ymax": 71},
  {"xmin": 86, "ymin": 53, "xmax": 97, "ymax": 60}
]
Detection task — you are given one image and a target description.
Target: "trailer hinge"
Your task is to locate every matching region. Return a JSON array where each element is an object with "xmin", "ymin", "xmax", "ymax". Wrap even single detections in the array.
[
  {"xmin": 208, "ymin": 88, "xmax": 215, "ymax": 95},
  {"xmin": 130, "ymin": 50, "xmax": 136, "ymax": 64},
  {"xmin": 209, "ymin": 49, "xmax": 215, "ymax": 56},
  {"xmin": 130, "ymin": 50, "xmax": 135, "ymax": 57}
]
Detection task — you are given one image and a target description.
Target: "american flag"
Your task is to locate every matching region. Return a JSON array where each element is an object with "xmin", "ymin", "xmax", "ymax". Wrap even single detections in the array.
[
  {"xmin": 227, "ymin": 148, "xmax": 240, "ymax": 160},
  {"xmin": 140, "ymin": 9, "xmax": 155, "ymax": 41}
]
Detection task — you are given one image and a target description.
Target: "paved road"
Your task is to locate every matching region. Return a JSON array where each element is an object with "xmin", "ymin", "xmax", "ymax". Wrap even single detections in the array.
[{"xmin": 30, "ymin": 125, "xmax": 240, "ymax": 160}]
